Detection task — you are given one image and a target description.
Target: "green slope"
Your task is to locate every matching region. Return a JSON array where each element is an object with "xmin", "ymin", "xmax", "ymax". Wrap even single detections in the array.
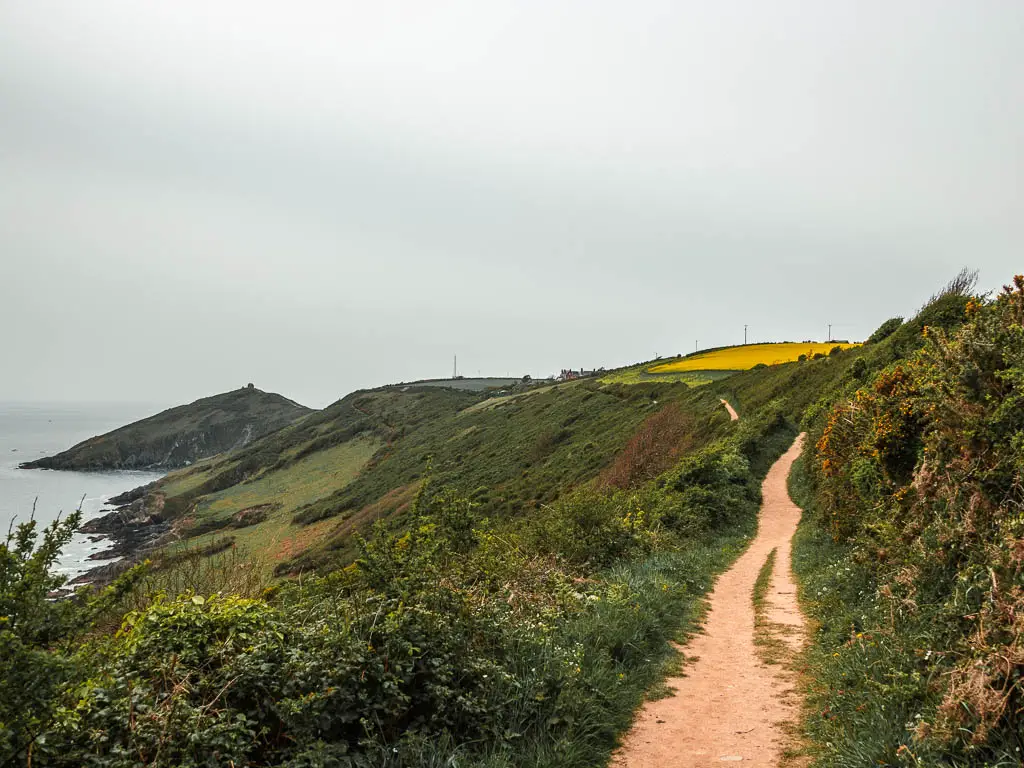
[
  {"xmin": 144, "ymin": 299, "xmax": 966, "ymax": 576},
  {"xmin": 20, "ymin": 386, "xmax": 311, "ymax": 471},
  {"xmin": 149, "ymin": 378, "xmax": 738, "ymax": 574}
]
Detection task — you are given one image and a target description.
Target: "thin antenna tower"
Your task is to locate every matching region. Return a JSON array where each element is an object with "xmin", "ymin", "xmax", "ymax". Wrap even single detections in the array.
[
  {"xmin": 827, "ymin": 323, "xmax": 832, "ymax": 342},
  {"xmin": 453, "ymin": 355, "xmax": 457, "ymax": 379},
  {"xmin": 744, "ymin": 325, "xmax": 748, "ymax": 345}
]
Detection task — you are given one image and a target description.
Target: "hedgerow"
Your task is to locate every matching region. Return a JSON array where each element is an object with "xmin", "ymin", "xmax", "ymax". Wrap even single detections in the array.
[{"xmin": 794, "ymin": 275, "xmax": 1024, "ymax": 765}]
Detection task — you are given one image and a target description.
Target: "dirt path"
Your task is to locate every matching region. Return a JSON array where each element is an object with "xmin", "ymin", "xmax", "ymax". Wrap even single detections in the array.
[
  {"xmin": 720, "ymin": 399, "xmax": 739, "ymax": 421},
  {"xmin": 613, "ymin": 434, "xmax": 807, "ymax": 767}
]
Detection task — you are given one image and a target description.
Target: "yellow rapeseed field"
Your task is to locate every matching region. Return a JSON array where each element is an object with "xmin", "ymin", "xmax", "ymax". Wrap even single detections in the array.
[{"xmin": 647, "ymin": 342, "xmax": 860, "ymax": 373}]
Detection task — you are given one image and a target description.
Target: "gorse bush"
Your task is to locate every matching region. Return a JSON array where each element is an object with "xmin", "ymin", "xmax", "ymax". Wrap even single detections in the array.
[{"xmin": 796, "ymin": 276, "xmax": 1024, "ymax": 765}]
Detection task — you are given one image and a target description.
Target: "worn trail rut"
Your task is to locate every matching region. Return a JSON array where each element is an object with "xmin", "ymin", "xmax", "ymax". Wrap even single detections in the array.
[
  {"xmin": 613, "ymin": 434, "xmax": 807, "ymax": 767},
  {"xmin": 720, "ymin": 399, "xmax": 739, "ymax": 421}
]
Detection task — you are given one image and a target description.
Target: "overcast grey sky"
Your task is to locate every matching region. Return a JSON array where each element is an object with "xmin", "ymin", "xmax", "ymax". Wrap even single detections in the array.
[{"xmin": 1, "ymin": 1, "xmax": 1021, "ymax": 408}]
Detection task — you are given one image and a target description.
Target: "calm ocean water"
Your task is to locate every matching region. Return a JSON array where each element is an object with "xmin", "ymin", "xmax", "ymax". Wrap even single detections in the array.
[{"xmin": 0, "ymin": 402, "xmax": 167, "ymax": 579}]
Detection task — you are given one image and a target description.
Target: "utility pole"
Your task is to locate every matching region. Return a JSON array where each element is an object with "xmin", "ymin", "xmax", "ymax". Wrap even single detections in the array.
[
  {"xmin": 695, "ymin": 340, "xmax": 698, "ymax": 352},
  {"xmin": 453, "ymin": 355, "xmax": 457, "ymax": 379},
  {"xmin": 827, "ymin": 323, "xmax": 832, "ymax": 342},
  {"xmin": 744, "ymin": 325, "xmax": 748, "ymax": 345}
]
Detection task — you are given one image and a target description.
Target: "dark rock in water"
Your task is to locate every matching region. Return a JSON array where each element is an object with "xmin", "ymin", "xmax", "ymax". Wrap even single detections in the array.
[
  {"xmin": 87, "ymin": 545, "xmax": 122, "ymax": 561},
  {"xmin": 74, "ymin": 488, "xmax": 176, "ymax": 584},
  {"xmin": 80, "ymin": 509, "xmax": 137, "ymax": 535},
  {"xmin": 108, "ymin": 480, "xmax": 160, "ymax": 506},
  {"xmin": 85, "ymin": 518, "xmax": 170, "ymax": 561},
  {"xmin": 69, "ymin": 558, "xmax": 135, "ymax": 586}
]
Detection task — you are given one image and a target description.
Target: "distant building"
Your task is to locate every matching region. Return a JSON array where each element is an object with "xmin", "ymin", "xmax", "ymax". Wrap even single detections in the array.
[{"xmin": 557, "ymin": 368, "xmax": 601, "ymax": 381}]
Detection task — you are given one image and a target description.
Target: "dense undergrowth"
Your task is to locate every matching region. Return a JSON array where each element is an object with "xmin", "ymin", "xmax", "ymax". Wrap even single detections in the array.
[
  {"xmin": 791, "ymin": 274, "xmax": 1024, "ymax": 766},
  {"xmin": 1, "ymin": 388, "xmax": 793, "ymax": 766},
  {"xmin": 8, "ymin": 269, "xmax": 1018, "ymax": 767}
]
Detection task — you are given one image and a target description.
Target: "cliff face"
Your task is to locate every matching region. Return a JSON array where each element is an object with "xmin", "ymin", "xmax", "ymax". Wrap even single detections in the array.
[{"xmin": 20, "ymin": 386, "xmax": 312, "ymax": 471}]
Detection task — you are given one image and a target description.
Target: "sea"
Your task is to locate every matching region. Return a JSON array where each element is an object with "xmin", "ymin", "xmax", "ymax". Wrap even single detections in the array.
[{"xmin": 0, "ymin": 402, "xmax": 168, "ymax": 579}]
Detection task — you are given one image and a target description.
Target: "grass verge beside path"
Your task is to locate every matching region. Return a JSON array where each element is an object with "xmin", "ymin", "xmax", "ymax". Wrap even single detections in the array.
[
  {"xmin": 788, "ymin": 453, "xmax": 911, "ymax": 767},
  {"xmin": 386, "ymin": 421, "xmax": 801, "ymax": 767},
  {"xmin": 788, "ymin": 455, "xmax": 1021, "ymax": 768},
  {"xmin": 390, "ymin": 527, "xmax": 760, "ymax": 768},
  {"xmin": 752, "ymin": 547, "xmax": 792, "ymax": 667}
]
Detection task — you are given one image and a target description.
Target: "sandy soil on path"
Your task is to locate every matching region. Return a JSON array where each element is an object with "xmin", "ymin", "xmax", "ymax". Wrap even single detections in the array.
[
  {"xmin": 720, "ymin": 399, "xmax": 739, "ymax": 421},
  {"xmin": 612, "ymin": 435, "xmax": 807, "ymax": 767}
]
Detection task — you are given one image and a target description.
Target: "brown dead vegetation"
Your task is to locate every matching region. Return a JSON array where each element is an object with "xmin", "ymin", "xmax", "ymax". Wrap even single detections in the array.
[{"xmin": 598, "ymin": 406, "xmax": 695, "ymax": 490}]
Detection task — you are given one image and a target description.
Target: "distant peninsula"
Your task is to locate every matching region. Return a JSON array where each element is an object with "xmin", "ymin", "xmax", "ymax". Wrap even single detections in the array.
[{"xmin": 20, "ymin": 385, "xmax": 312, "ymax": 471}]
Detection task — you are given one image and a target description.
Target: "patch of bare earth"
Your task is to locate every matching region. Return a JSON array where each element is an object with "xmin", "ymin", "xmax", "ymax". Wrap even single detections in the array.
[
  {"xmin": 612, "ymin": 435, "xmax": 807, "ymax": 767},
  {"xmin": 721, "ymin": 399, "xmax": 739, "ymax": 421}
]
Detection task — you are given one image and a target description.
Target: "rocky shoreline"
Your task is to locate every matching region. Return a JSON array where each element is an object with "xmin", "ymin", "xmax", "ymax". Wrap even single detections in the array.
[{"xmin": 68, "ymin": 480, "xmax": 177, "ymax": 586}]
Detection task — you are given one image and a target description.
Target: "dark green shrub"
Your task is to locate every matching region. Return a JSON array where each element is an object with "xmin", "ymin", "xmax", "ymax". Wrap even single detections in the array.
[
  {"xmin": 850, "ymin": 357, "xmax": 868, "ymax": 380},
  {"xmin": 524, "ymin": 486, "xmax": 657, "ymax": 569},
  {"xmin": 1, "ymin": 511, "xmax": 147, "ymax": 767},
  {"xmin": 0, "ymin": 513, "xmax": 84, "ymax": 764},
  {"xmin": 865, "ymin": 316, "xmax": 904, "ymax": 344}
]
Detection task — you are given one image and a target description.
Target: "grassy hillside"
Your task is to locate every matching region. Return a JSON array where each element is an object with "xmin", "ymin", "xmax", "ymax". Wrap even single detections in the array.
[
  {"xmin": 599, "ymin": 364, "xmax": 734, "ymax": 387},
  {"xmin": 20, "ymin": 386, "xmax": 311, "ymax": 471},
  {"xmin": 2, "ymin": 321, "xmax": 872, "ymax": 767},
  {"xmin": 147, "ymin": 378, "xmax": 736, "ymax": 574},
  {"xmin": 6, "ymin": 271, "xmax": 1018, "ymax": 768}
]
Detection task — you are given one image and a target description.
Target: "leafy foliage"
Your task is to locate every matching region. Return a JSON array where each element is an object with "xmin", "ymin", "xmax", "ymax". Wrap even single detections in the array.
[
  {"xmin": 1, "ymin": 510, "xmax": 84, "ymax": 762},
  {"xmin": 864, "ymin": 316, "xmax": 904, "ymax": 345},
  {"xmin": 1, "ymin": 382, "xmax": 795, "ymax": 767},
  {"xmin": 795, "ymin": 276, "xmax": 1024, "ymax": 765},
  {"xmin": 1, "ymin": 510, "xmax": 146, "ymax": 765}
]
